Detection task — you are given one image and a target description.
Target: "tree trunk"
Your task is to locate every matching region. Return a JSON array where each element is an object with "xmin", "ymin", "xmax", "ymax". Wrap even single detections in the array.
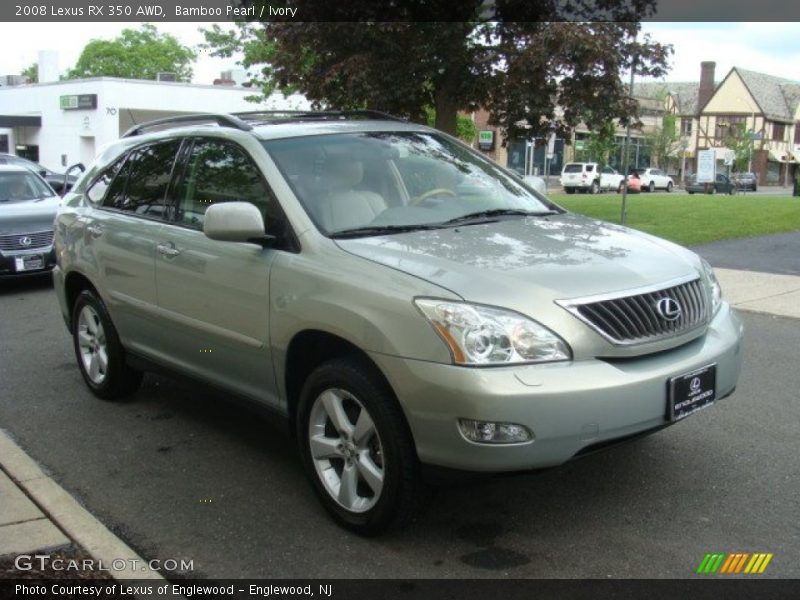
[{"xmin": 434, "ymin": 90, "xmax": 459, "ymax": 136}]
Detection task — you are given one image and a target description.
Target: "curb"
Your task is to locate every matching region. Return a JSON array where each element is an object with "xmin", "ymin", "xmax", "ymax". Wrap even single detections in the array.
[{"xmin": 0, "ymin": 428, "xmax": 165, "ymax": 582}]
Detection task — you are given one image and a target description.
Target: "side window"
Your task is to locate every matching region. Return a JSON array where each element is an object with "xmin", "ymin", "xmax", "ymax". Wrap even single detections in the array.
[
  {"xmin": 86, "ymin": 157, "xmax": 126, "ymax": 205},
  {"xmin": 585, "ymin": 164, "xmax": 594, "ymax": 172},
  {"xmin": 175, "ymin": 139, "xmax": 283, "ymax": 235},
  {"xmin": 102, "ymin": 140, "xmax": 179, "ymax": 219}
]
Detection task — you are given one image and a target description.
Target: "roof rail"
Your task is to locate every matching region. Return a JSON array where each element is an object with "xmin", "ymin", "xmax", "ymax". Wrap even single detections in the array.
[
  {"xmin": 121, "ymin": 113, "xmax": 254, "ymax": 138},
  {"xmin": 232, "ymin": 110, "xmax": 407, "ymax": 123}
]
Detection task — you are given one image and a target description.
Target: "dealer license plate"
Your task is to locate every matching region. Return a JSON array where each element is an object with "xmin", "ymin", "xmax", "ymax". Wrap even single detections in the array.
[
  {"xmin": 14, "ymin": 255, "xmax": 44, "ymax": 272},
  {"xmin": 668, "ymin": 364, "xmax": 716, "ymax": 421}
]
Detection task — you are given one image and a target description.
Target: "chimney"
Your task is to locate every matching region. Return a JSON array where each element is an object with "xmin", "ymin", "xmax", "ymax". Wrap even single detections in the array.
[
  {"xmin": 38, "ymin": 50, "xmax": 59, "ymax": 83},
  {"xmin": 697, "ymin": 61, "xmax": 716, "ymax": 114}
]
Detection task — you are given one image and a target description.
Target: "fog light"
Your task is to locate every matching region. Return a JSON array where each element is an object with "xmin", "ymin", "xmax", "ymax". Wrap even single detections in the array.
[{"xmin": 458, "ymin": 419, "xmax": 533, "ymax": 444}]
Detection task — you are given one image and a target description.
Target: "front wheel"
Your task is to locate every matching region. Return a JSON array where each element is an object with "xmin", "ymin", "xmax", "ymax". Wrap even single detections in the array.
[
  {"xmin": 72, "ymin": 290, "xmax": 143, "ymax": 400},
  {"xmin": 297, "ymin": 358, "xmax": 421, "ymax": 535},
  {"xmin": 648, "ymin": 181, "xmax": 655, "ymax": 193},
  {"xmin": 590, "ymin": 180, "xmax": 599, "ymax": 194},
  {"xmin": 565, "ymin": 187, "xmax": 575, "ymax": 195},
  {"xmin": 618, "ymin": 182, "xmax": 625, "ymax": 193}
]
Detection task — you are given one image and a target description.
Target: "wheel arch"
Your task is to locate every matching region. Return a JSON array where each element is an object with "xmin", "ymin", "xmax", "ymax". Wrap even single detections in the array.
[{"xmin": 63, "ymin": 271, "xmax": 100, "ymax": 332}]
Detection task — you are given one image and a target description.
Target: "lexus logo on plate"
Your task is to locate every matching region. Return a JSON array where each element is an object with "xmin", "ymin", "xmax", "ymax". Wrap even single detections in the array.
[
  {"xmin": 655, "ymin": 297, "xmax": 682, "ymax": 321},
  {"xmin": 19, "ymin": 236, "xmax": 32, "ymax": 247}
]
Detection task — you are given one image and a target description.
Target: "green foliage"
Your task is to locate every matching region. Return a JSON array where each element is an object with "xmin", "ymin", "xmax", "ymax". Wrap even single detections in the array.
[
  {"xmin": 723, "ymin": 122, "xmax": 754, "ymax": 172},
  {"xmin": 575, "ymin": 122, "xmax": 617, "ymax": 168},
  {"xmin": 557, "ymin": 193, "xmax": 800, "ymax": 245},
  {"xmin": 201, "ymin": 3, "xmax": 670, "ymax": 136},
  {"xmin": 424, "ymin": 108, "xmax": 477, "ymax": 142},
  {"xmin": 68, "ymin": 24, "xmax": 196, "ymax": 81},
  {"xmin": 21, "ymin": 63, "xmax": 37, "ymax": 83},
  {"xmin": 645, "ymin": 113, "xmax": 681, "ymax": 170}
]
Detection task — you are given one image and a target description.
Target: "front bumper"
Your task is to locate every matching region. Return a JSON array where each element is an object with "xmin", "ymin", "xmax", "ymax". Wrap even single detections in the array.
[
  {"xmin": 373, "ymin": 303, "xmax": 743, "ymax": 472},
  {"xmin": 0, "ymin": 245, "xmax": 56, "ymax": 277}
]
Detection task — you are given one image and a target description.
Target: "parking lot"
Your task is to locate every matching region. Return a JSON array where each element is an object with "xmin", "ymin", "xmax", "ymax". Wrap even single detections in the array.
[{"xmin": 1, "ymin": 273, "xmax": 798, "ymax": 578}]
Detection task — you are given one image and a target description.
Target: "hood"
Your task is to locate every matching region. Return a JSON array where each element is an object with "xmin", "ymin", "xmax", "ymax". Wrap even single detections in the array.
[
  {"xmin": 335, "ymin": 213, "xmax": 702, "ymax": 310},
  {"xmin": 0, "ymin": 195, "xmax": 60, "ymax": 235}
]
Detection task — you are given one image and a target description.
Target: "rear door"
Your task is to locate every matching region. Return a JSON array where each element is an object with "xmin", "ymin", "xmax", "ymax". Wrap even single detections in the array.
[
  {"xmin": 83, "ymin": 139, "xmax": 181, "ymax": 353},
  {"xmin": 154, "ymin": 137, "xmax": 288, "ymax": 405}
]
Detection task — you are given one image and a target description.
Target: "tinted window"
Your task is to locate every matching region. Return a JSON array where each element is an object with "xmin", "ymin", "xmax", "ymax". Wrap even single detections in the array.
[
  {"xmin": 175, "ymin": 139, "xmax": 280, "ymax": 235},
  {"xmin": 86, "ymin": 157, "xmax": 126, "ymax": 205},
  {"xmin": 585, "ymin": 164, "xmax": 594, "ymax": 172},
  {"xmin": 563, "ymin": 164, "xmax": 582, "ymax": 173},
  {"xmin": 103, "ymin": 140, "xmax": 179, "ymax": 218}
]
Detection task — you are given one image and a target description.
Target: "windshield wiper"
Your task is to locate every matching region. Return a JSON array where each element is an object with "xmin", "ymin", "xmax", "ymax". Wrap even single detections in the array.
[
  {"xmin": 443, "ymin": 208, "xmax": 557, "ymax": 225},
  {"xmin": 330, "ymin": 223, "xmax": 443, "ymax": 239}
]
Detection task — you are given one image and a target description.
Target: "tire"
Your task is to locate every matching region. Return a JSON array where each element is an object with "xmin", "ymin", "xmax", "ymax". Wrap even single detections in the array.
[
  {"xmin": 666, "ymin": 182, "xmax": 673, "ymax": 192},
  {"xmin": 752, "ymin": 184, "xmax": 757, "ymax": 192},
  {"xmin": 618, "ymin": 182, "xmax": 624, "ymax": 194},
  {"xmin": 297, "ymin": 358, "xmax": 421, "ymax": 535},
  {"xmin": 648, "ymin": 181, "xmax": 655, "ymax": 193},
  {"xmin": 72, "ymin": 290, "xmax": 143, "ymax": 401},
  {"xmin": 565, "ymin": 187, "xmax": 575, "ymax": 195},
  {"xmin": 728, "ymin": 186, "xmax": 735, "ymax": 196},
  {"xmin": 688, "ymin": 191, "xmax": 695, "ymax": 195},
  {"xmin": 709, "ymin": 186, "xmax": 716, "ymax": 195},
  {"xmin": 590, "ymin": 180, "xmax": 599, "ymax": 194}
]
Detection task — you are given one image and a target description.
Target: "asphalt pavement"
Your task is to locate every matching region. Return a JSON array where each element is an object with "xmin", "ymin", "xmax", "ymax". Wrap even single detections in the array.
[
  {"xmin": 692, "ymin": 231, "xmax": 800, "ymax": 276},
  {"xmin": 1, "ymin": 273, "xmax": 798, "ymax": 579}
]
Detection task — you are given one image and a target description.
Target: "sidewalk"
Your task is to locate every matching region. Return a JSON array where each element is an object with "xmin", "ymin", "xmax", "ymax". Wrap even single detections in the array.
[
  {"xmin": 0, "ymin": 429, "xmax": 164, "ymax": 581},
  {"xmin": 714, "ymin": 268, "xmax": 800, "ymax": 319}
]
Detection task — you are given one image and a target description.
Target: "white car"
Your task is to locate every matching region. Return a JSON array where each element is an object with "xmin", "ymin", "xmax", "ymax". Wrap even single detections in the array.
[
  {"xmin": 560, "ymin": 162, "xmax": 625, "ymax": 194},
  {"xmin": 637, "ymin": 168, "xmax": 674, "ymax": 192}
]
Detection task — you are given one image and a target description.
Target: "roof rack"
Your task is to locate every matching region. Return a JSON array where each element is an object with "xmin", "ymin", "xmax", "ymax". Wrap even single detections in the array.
[
  {"xmin": 121, "ymin": 113, "xmax": 254, "ymax": 138},
  {"xmin": 232, "ymin": 110, "xmax": 408, "ymax": 123}
]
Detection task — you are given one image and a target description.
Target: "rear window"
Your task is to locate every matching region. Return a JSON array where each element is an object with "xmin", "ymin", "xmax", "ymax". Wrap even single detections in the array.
[{"xmin": 563, "ymin": 164, "xmax": 583, "ymax": 173}]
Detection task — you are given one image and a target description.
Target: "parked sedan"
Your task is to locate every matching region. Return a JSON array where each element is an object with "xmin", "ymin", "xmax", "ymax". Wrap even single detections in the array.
[
  {"xmin": 0, "ymin": 166, "xmax": 59, "ymax": 277},
  {"xmin": 0, "ymin": 154, "xmax": 78, "ymax": 194},
  {"xmin": 686, "ymin": 174, "xmax": 736, "ymax": 195},
  {"xmin": 637, "ymin": 168, "xmax": 674, "ymax": 192},
  {"xmin": 731, "ymin": 172, "xmax": 757, "ymax": 191}
]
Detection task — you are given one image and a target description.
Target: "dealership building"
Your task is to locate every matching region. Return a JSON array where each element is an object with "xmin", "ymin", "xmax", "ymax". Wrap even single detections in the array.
[{"xmin": 0, "ymin": 54, "xmax": 308, "ymax": 173}]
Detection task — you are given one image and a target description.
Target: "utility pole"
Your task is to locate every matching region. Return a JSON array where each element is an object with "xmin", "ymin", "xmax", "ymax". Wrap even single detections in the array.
[{"xmin": 620, "ymin": 33, "xmax": 637, "ymax": 225}]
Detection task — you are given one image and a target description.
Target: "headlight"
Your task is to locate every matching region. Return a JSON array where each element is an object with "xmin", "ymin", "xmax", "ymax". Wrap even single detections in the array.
[
  {"xmin": 414, "ymin": 299, "xmax": 571, "ymax": 365},
  {"xmin": 701, "ymin": 259, "xmax": 722, "ymax": 315}
]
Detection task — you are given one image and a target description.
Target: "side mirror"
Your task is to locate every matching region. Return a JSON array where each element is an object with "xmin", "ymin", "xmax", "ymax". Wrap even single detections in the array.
[
  {"xmin": 203, "ymin": 201, "xmax": 270, "ymax": 245},
  {"xmin": 38, "ymin": 168, "xmax": 47, "ymax": 177}
]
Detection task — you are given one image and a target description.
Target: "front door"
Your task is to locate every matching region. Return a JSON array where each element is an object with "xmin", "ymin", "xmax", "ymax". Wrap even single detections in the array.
[{"xmin": 154, "ymin": 137, "xmax": 285, "ymax": 406}]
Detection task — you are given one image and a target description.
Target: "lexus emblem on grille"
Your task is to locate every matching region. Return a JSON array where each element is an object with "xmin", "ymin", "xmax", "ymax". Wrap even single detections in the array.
[
  {"xmin": 655, "ymin": 297, "xmax": 682, "ymax": 321},
  {"xmin": 19, "ymin": 236, "xmax": 32, "ymax": 247}
]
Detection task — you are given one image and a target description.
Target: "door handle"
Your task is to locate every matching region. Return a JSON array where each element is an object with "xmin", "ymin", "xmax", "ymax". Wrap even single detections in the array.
[
  {"xmin": 86, "ymin": 224, "xmax": 103, "ymax": 238},
  {"xmin": 156, "ymin": 242, "xmax": 181, "ymax": 257}
]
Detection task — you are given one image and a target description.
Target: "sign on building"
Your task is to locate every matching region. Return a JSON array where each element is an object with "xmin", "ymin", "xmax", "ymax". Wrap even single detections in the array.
[
  {"xmin": 478, "ymin": 130, "xmax": 495, "ymax": 151},
  {"xmin": 697, "ymin": 149, "xmax": 716, "ymax": 183},
  {"xmin": 59, "ymin": 94, "xmax": 98, "ymax": 110}
]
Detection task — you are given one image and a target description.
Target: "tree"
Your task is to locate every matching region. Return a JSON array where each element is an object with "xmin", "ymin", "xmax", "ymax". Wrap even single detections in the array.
[
  {"xmin": 21, "ymin": 63, "xmax": 37, "ymax": 83},
  {"xmin": 723, "ymin": 122, "xmax": 754, "ymax": 173},
  {"xmin": 67, "ymin": 24, "xmax": 196, "ymax": 81},
  {"xmin": 575, "ymin": 122, "xmax": 618, "ymax": 168},
  {"xmin": 201, "ymin": 1, "xmax": 671, "ymax": 137},
  {"xmin": 424, "ymin": 108, "xmax": 477, "ymax": 143},
  {"xmin": 645, "ymin": 113, "xmax": 681, "ymax": 171}
]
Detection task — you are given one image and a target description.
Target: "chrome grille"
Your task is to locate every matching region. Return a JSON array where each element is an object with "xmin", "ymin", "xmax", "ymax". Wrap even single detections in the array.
[
  {"xmin": 561, "ymin": 277, "xmax": 709, "ymax": 345},
  {"xmin": 0, "ymin": 230, "xmax": 54, "ymax": 251}
]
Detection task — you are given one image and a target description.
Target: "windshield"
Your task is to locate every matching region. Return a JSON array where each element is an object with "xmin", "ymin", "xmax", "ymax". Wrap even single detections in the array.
[
  {"xmin": 263, "ymin": 131, "xmax": 557, "ymax": 236},
  {"xmin": 0, "ymin": 171, "xmax": 54, "ymax": 203}
]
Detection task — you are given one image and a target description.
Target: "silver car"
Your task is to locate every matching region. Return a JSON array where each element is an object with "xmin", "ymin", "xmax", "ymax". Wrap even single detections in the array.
[
  {"xmin": 53, "ymin": 112, "xmax": 743, "ymax": 534},
  {"xmin": 0, "ymin": 165, "xmax": 60, "ymax": 277}
]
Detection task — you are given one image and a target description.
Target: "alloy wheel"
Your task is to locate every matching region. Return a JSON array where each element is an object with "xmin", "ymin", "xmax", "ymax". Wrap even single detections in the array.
[
  {"xmin": 77, "ymin": 305, "xmax": 108, "ymax": 385},
  {"xmin": 308, "ymin": 388, "xmax": 385, "ymax": 513}
]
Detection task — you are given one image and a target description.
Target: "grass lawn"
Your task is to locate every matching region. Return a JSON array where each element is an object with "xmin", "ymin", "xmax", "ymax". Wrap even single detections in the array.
[{"xmin": 553, "ymin": 192, "xmax": 800, "ymax": 246}]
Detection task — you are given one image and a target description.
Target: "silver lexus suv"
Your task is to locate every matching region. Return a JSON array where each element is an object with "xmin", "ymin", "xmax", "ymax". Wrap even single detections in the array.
[{"xmin": 53, "ymin": 112, "xmax": 743, "ymax": 534}]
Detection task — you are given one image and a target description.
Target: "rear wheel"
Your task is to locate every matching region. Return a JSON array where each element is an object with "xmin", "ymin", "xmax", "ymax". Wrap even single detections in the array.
[
  {"xmin": 590, "ymin": 180, "xmax": 599, "ymax": 194},
  {"xmin": 565, "ymin": 187, "xmax": 575, "ymax": 194},
  {"xmin": 666, "ymin": 182, "xmax": 673, "ymax": 192},
  {"xmin": 648, "ymin": 181, "xmax": 655, "ymax": 193},
  {"xmin": 297, "ymin": 358, "xmax": 421, "ymax": 535},
  {"xmin": 72, "ymin": 290, "xmax": 142, "ymax": 400},
  {"xmin": 618, "ymin": 182, "xmax": 625, "ymax": 193}
]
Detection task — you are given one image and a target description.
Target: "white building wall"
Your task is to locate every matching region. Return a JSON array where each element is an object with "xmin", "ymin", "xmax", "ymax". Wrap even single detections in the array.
[{"xmin": 0, "ymin": 78, "xmax": 309, "ymax": 172}]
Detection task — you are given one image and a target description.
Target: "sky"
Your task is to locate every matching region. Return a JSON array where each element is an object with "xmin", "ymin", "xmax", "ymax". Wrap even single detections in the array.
[{"xmin": 0, "ymin": 22, "xmax": 798, "ymax": 86}]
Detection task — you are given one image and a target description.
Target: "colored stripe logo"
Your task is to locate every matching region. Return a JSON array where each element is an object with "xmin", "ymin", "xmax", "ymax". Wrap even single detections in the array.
[{"xmin": 696, "ymin": 552, "xmax": 773, "ymax": 574}]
